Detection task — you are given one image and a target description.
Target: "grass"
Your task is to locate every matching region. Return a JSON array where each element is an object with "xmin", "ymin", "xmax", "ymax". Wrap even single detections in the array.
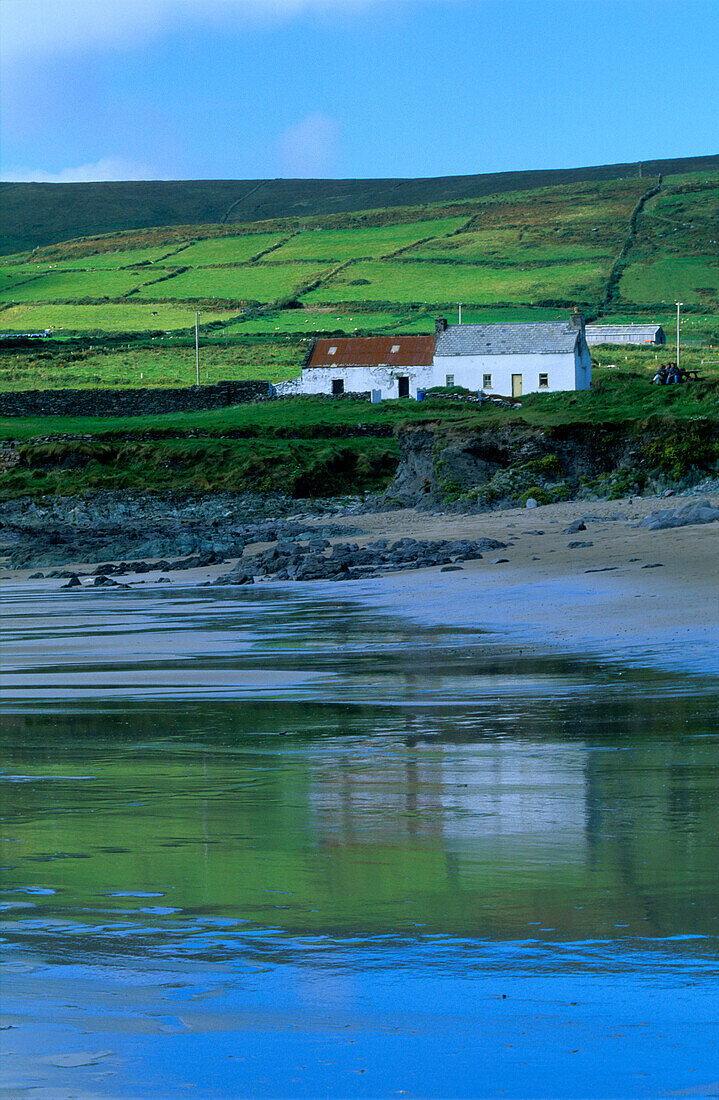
[
  {"xmin": 410, "ymin": 228, "xmax": 616, "ymax": 265},
  {"xmin": 618, "ymin": 257, "xmax": 719, "ymax": 306},
  {"xmin": 0, "ymin": 341, "xmax": 303, "ymax": 391},
  {"xmin": 2, "ymin": 355, "xmax": 717, "ymax": 500},
  {"xmin": 267, "ymin": 218, "xmax": 468, "ymax": 260},
  {"xmin": 169, "ymin": 233, "xmax": 287, "ymax": 266},
  {"xmin": 0, "ymin": 302, "xmax": 237, "ymax": 334},
  {"xmin": 303, "ymin": 258, "xmax": 609, "ymax": 306},
  {"xmin": 134, "ymin": 262, "xmax": 333, "ymax": 303},
  {"xmin": 2, "ymin": 350, "xmax": 717, "ymax": 443},
  {"xmin": 0, "ymin": 269, "xmax": 148, "ymax": 303},
  {"xmin": 23, "ymin": 245, "xmax": 189, "ymax": 270},
  {"xmin": 5, "ymin": 154, "xmax": 717, "ymax": 254}
]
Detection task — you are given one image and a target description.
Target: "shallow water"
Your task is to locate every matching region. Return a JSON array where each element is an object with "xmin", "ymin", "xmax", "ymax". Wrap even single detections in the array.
[{"xmin": 1, "ymin": 584, "xmax": 719, "ymax": 1098}]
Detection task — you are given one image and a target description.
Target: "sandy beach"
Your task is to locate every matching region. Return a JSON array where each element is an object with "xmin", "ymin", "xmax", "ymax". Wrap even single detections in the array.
[{"xmin": 2, "ymin": 492, "xmax": 718, "ymax": 674}]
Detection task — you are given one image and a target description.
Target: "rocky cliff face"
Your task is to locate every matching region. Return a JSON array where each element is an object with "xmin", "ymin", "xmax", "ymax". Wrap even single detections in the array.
[{"xmin": 385, "ymin": 420, "xmax": 719, "ymax": 508}]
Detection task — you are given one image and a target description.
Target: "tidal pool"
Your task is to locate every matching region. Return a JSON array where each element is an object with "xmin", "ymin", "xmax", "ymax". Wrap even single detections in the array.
[{"xmin": 1, "ymin": 584, "xmax": 718, "ymax": 1098}]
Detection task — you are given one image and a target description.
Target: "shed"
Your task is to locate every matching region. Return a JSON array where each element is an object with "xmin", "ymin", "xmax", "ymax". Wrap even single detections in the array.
[{"xmin": 585, "ymin": 324, "xmax": 665, "ymax": 346}]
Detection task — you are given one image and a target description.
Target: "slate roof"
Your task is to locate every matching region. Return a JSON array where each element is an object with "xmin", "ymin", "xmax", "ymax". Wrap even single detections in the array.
[
  {"xmin": 435, "ymin": 322, "xmax": 581, "ymax": 357},
  {"xmin": 306, "ymin": 335, "xmax": 435, "ymax": 369}
]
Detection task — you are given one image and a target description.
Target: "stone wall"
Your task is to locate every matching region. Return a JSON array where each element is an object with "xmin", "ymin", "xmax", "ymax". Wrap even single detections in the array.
[{"xmin": 0, "ymin": 380, "xmax": 270, "ymax": 417}]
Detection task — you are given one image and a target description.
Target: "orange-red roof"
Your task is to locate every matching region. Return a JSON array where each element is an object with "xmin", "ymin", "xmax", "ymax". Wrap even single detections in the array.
[{"xmin": 306, "ymin": 335, "xmax": 435, "ymax": 369}]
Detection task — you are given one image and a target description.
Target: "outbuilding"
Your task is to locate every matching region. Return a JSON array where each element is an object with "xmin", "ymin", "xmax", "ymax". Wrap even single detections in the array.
[
  {"xmin": 299, "ymin": 335, "xmax": 435, "ymax": 399},
  {"xmin": 584, "ymin": 323, "xmax": 665, "ymax": 345},
  {"xmin": 432, "ymin": 312, "xmax": 591, "ymax": 397}
]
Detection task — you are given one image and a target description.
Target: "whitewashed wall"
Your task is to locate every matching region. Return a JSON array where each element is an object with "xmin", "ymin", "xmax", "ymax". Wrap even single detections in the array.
[
  {"xmin": 433, "ymin": 348, "xmax": 591, "ymax": 395},
  {"xmin": 272, "ymin": 377, "xmax": 304, "ymax": 397},
  {"xmin": 300, "ymin": 363, "xmax": 434, "ymax": 398}
]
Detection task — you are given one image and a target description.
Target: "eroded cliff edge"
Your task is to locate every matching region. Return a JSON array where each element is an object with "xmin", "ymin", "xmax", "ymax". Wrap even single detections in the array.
[{"xmin": 385, "ymin": 419, "xmax": 719, "ymax": 509}]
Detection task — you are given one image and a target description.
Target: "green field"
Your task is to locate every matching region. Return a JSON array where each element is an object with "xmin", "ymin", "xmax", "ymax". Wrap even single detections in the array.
[
  {"xmin": 303, "ymin": 258, "xmax": 610, "ymax": 306},
  {"xmin": 170, "ymin": 233, "xmax": 287, "ymax": 266},
  {"xmin": 0, "ymin": 341, "xmax": 303, "ymax": 392},
  {"xmin": 135, "ymin": 262, "xmax": 332, "ymax": 303},
  {"xmin": 0, "ymin": 302, "xmax": 236, "ymax": 335},
  {"xmin": 618, "ymin": 257, "xmax": 719, "ymax": 306},
  {"xmin": 35, "ymin": 245, "xmax": 188, "ymax": 270},
  {"xmin": 268, "ymin": 218, "xmax": 468, "ymax": 261},
  {"xmin": 0, "ymin": 269, "xmax": 148, "ymax": 303}
]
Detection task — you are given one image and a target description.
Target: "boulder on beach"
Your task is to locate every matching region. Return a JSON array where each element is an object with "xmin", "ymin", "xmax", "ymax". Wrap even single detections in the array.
[{"xmin": 639, "ymin": 499, "xmax": 719, "ymax": 531}]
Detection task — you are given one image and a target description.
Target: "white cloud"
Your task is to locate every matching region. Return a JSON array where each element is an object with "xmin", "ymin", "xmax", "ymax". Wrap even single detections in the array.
[
  {"xmin": 0, "ymin": 0, "xmax": 412, "ymax": 63},
  {"xmin": 277, "ymin": 113, "xmax": 339, "ymax": 177},
  {"xmin": 1, "ymin": 157, "xmax": 159, "ymax": 183}
]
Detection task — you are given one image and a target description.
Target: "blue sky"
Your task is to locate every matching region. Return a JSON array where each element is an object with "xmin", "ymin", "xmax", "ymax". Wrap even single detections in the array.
[{"xmin": 1, "ymin": 0, "xmax": 717, "ymax": 182}]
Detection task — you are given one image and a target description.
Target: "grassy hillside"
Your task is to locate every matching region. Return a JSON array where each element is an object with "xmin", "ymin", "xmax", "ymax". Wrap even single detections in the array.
[
  {"xmin": 3, "ymin": 153, "xmax": 717, "ymax": 255},
  {"xmin": 1, "ymin": 167, "xmax": 717, "ymax": 394}
]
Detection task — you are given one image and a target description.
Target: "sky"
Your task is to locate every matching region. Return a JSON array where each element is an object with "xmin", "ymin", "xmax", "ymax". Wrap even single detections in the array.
[{"xmin": 1, "ymin": 0, "xmax": 717, "ymax": 183}]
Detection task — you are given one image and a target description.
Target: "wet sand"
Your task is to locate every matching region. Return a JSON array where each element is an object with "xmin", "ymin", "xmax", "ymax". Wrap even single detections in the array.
[{"xmin": 3, "ymin": 493, "xmax": 717, "ymax": 672}]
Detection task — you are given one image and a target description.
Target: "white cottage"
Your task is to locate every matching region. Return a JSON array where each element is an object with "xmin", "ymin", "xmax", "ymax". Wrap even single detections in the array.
[
  {"xmin": 432, "ymin": 312, "xmax": 592, "ymax": 397},
  {"xmin": 299, "ymin": 335, "xmax": 435, "ymax": 399}
]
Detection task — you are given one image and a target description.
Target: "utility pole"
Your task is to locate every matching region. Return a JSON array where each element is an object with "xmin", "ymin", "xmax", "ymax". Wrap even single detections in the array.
[
  {"xmin": 675, "ymin": 301, "xmax": 683, "ymax": 370},
  {"xmin": 195, "ymin": 312, "xmax": 200, "ymax": 385},
  {"xmin": 458, "ymin": 302, "xmax": 462, "ymax": 324}
]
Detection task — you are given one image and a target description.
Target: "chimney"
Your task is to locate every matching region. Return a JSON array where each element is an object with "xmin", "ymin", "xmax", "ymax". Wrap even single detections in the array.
[
  {"xmin": 569, "ymin": 307, "xmax": 586, "ymax": 333},
  {"xmin": 435, "ymin": 317, "xmax": 448, "ymax": 335}
]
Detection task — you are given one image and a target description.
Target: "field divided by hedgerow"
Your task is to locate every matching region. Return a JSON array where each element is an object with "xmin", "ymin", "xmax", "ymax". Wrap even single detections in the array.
[
  {"xmin": 1, "ymin": 169, "xmax": 717, "ymax": 392},
  {"xmin": 617, "ymin": 172, "xmax": 719, "ymax": 308}
]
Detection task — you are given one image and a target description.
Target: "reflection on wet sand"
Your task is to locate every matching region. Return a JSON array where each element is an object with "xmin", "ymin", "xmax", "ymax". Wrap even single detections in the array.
[{"xmin": 2, "ymin": 585, "xmax": 719, "ymax": 1097}]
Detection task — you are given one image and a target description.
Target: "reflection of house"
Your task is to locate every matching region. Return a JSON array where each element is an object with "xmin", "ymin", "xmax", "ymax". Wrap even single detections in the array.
[
  {"xmin": 307, "ymin": 741, "xmax": 589, "ymax": 860},
  {"xmin": 439, "ymin": 743, "xmax": 588, "ymax": 858},
  {"xmin": 297, "ymin": 335, "xmax": 436, "ymax": 399},
  {"xmin": 433, "ymin": 312, "xmax": 591, "ymax": 397},
  {"xmin": 585, "ymin": 323, "xmax": 665, "ymax": 346}
]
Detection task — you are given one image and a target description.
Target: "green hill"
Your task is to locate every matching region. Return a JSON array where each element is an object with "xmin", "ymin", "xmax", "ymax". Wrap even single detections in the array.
[
  {"xmin": 1, "ymin": 161, "xmax": 717, "ymax": 394},
  {"xmin": 2, "ymin": 153, "xmax": 717, "ymax": 255}
]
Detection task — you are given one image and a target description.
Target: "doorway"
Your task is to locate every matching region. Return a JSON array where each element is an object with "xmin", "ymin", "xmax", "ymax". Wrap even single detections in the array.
[
  {"xmin": 398, "ymin": 376, "xmax": 410, "ymax": 398},
  {"xmin": 332, "ymin": 379, "xmax": 344, "ymax": 396},
  {"xmin": 511, "ymin": 374, "xmax": 522, "ymax": 398}
]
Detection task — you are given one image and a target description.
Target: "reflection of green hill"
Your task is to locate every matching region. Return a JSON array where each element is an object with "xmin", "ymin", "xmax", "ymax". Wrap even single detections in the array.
[{"xmin": 4, "ymin": 683, "xmax": 718, "ymax": 950}]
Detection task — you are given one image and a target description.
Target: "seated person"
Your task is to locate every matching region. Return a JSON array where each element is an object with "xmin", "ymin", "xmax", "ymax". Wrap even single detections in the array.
[{"xmin": 653, "ymin": 366, "xmax": 668, "ymax": 384}]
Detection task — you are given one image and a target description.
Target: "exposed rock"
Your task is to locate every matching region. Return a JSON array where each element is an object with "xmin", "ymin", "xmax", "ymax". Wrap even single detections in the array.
[
  {"xmin": 525, "ymin": 498, "xmax": 538, "ymax": 509},
  {"xmin": 567, "ymin": 541, "xmax": 594, "ymax": 549},
  {"xmin": 639, "ymin": 499, "xmax": 719, "ymax": 530},
  {"xmin": 564, "ymin": 520, "xmax": 586, "ymax": 534}
]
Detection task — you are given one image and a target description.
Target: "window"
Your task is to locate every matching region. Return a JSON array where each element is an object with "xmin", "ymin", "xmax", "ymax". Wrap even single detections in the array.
[
  {"xmin": 483, "ymin": 374, "xmax": 492, "ymax": 389},
  {"xmin": 332, "ymin": 378, "xmax": 344, "ymax": 395},
  {"xmin": 391, "ymin": 345, "xmax": 400, "ymax": 354},
  {"xmin": 539, "ymin": 373, "xmax": 549, "ymax": 388},
  {"xmin": 445, "ymin": 374, "xmax": 454, "ymax": 387},
  {"xmin": 328, "ymin": 346, "xmax": 337, "ymax": 355}
]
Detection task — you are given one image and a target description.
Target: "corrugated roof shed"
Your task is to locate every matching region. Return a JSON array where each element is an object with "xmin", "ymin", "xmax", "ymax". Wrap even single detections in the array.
[
  {"xmin": 435, "ymin": 322, "xmax": 580, "ymax": 356},
  {"xmin": 306, "ymin": 335, "xmax": 435, "ymax": 369},
  {"xmin": 585, "ymin": 324, "xmax": 665, "ymax": 344}
]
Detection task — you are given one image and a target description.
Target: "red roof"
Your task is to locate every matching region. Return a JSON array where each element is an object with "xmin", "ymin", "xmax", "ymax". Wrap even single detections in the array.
[{"xmin": 307, "ymin": 335, "xmax": 435, "ymax": 369}]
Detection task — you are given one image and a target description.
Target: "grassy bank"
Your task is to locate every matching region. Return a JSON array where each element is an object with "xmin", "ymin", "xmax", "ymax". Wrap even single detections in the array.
[{"xmin": 1, "ymin": 365, "xmax": 717, "ymax": 501}]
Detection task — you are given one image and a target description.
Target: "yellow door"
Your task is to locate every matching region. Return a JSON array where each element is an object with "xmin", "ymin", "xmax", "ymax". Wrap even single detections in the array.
[{"xmin": 512, "ymin": 374, "xmax": 522, "ymax": 398}]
